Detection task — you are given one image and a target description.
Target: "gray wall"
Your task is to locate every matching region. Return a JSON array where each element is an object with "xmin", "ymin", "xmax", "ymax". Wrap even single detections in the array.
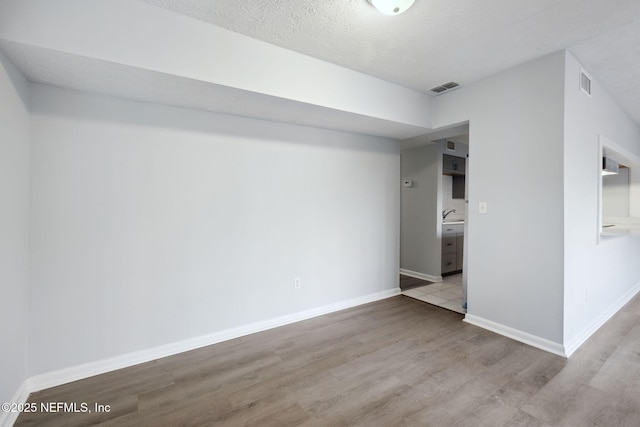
[
  {"xmin": 400, "ymin": 140, "xmax": 468, "ymax": 279},
  {"xmin": 0, "ymin": 52, "xmax": 30, "ymax": 405},
  {"xmin": 433, "ymin": 52, "xmax": 566, "ymax": 346},
  {"xmin": 27, "ymin": 84, "xmax": 401, "ymax": 376},
  {"xmin": 431, "ymin": 50, "xmax": 640, "ymax": 353},
  {"xmin": 563, "ymin": 51, "xmax": 640, "ymax": 351},
  {"xmin": 400, "ymin": 144, "xmax": 441, "ymax": 278}
]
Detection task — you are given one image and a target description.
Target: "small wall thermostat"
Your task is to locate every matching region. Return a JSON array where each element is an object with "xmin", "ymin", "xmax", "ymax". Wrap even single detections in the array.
[{"xmin": 403, "ymin": 179, "xmax": 413, "ymax": 188}]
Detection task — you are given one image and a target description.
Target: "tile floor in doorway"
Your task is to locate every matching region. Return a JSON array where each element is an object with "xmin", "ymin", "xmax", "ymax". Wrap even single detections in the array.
[{"xmin": 400, "ymin": 273, "xmax": 465, "ymax": 314}]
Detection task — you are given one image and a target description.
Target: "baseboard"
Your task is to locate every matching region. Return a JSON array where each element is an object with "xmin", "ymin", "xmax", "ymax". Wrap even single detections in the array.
[
  {"xmin": 464, "ymin": 314, "xmax": 566, "ymax": 357},
  {"xmin": 26, "ymin": 287, "xmax": 400, "ymax": 394},
  {"xmin": 563, "ymin": 281, "xmax": 640, "ymax": 357},
  {"xmin": 399, "ymin": 268, "xmax": 442, "ymax": 283},
  {"xmin": 0, "ymin": 380, "xmax": 29, "ymax": 427}
]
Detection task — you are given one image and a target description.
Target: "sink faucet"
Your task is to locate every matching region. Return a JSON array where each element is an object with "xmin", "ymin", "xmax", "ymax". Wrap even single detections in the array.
[{"xmin": 442, "ymin": 209, "xmax": 456, "ymax": 219}]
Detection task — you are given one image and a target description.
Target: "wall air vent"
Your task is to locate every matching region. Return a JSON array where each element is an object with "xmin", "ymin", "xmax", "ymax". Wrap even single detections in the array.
[
  {"xmin": 580, "ymin": 69, "xmax": 592, "ymax": 97},
  {"xmin": 446, "ymin": 140, "xmax": 456, "ymax": 151},
  {"xmin": 430, "ymin": 81, "xmax": 460, "ymax": 95}
]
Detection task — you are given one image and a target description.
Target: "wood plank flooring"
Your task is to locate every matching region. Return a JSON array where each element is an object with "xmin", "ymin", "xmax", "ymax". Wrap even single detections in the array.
[{"xmin": 15, "ymin": 293, "xmax": 640, "ymax": 426}]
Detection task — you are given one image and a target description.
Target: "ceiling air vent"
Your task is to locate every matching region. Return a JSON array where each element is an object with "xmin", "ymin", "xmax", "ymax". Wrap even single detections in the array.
[
  {"xmin": 430, "ymin": 81, "xmax": 460, "ymax": 95},
  {"xmin": 580, "ymin": 69, "xmax": 591, "ymax": 97}
]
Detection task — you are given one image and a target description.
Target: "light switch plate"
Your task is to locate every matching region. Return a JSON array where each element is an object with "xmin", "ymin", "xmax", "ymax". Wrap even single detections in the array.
[{"xmin": 479, "ymin": 201, "xmax": 488, "ymax": 214}]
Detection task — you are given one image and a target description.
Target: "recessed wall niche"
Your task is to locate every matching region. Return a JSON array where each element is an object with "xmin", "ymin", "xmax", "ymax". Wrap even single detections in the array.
[{"xmin": 599, "ymin": 136, "xmax": 640, "ymax": 239}]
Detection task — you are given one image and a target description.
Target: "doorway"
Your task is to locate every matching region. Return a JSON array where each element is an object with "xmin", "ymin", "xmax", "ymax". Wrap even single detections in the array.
[{"xmin": 399, "ymin": 123, "xmax": 469, "ymax": 314}]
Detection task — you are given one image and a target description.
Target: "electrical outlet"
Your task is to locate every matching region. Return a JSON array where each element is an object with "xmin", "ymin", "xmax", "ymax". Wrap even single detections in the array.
[{"xmin": 294, "ymin": 278, "xmax": 301, "ymax": 290}]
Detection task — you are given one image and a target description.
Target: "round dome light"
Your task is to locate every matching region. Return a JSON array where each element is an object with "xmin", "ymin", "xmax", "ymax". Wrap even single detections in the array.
[{"xmin": 369, "ymin": 0, "xmax": 416, "ymax": 15}]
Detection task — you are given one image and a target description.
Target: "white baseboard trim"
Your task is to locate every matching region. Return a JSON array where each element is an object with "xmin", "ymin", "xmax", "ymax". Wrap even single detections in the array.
[
  {"xmin": 563, "ymin": 281, "xmax": 640, "ymax": 358},
  {"xmin": 399, "ymin": 268, "xmax": 442, "ymax": 283},
  {"xmin": 26, "ymin": 287, "xmax": 400, "ymax": 394},
  {"xmin": 464, "ymin": 314, "xmax": 566, "ymax": 357},
  {"xmin": 0, "ymin": 380, "xmax": 29, "ymax": 427}
]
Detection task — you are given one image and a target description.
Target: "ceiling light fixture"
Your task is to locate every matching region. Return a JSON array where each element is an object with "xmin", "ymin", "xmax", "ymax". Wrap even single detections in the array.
[{"xmin": 368, "ymin": 0, "xmax": 415, "ymax": 15}]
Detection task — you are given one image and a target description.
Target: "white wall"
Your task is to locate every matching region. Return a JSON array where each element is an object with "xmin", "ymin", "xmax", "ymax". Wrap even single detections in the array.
[
  {"xmin": 0, "ymin": 52, "xmax": 30, "ymax": 404},
  {"xmin": 28, "ymin": 85, "xmax": 400, "ymax": 376},
  {"xmin": 0, "ymin": 0, "xmax": 432, "ymax": 131},
  {"xmin": 433, "ymin": 52, "xmax": 566, "ymax": 347},
  {"xmin": 563, "ymin": 52, "xmax": 640, "ymax": 351}
]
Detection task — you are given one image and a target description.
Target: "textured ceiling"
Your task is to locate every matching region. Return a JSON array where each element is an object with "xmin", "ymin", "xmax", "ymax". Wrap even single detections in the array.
[
  {"xmin": 143, "ymin": 0, "xmax": 640, "ymax": 125},
  {"xmin": 2, "ymin": 0, "xmax": 640, "ymax": 140}
]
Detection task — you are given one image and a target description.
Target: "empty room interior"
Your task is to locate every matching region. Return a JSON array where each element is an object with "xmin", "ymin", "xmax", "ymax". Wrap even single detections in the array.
[{"xmin": 2, "ymin": 0, "xmax": 640, "ymax": 425}]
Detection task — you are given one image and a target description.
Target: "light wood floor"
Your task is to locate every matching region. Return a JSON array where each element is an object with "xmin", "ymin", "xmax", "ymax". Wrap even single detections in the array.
[{"xmin": 15, "ymin": 293, "xmax": 640, "ymax": 426}]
